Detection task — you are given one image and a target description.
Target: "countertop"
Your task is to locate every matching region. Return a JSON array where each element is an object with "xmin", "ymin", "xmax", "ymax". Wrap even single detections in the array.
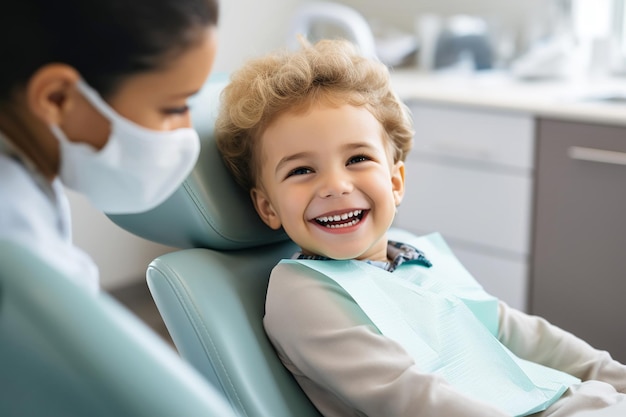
[{"xmin": 390, "ymin": 69, "xmax": 626, "ymax": 127}]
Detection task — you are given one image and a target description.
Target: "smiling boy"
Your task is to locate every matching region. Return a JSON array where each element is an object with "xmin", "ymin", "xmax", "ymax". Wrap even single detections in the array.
[
  {"xmin": 251, "ymin": 102, "xmax": 404, "ymax": 262},
  {"xmin": 215, "ymin": 40, "xmax": 626, "ymax": 417}
]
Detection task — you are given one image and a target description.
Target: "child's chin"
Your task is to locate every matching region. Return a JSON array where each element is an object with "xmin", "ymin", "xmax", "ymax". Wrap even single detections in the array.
[{"xmin": 321, "ymin": 249, "xmax": 365, "ymax": 261}]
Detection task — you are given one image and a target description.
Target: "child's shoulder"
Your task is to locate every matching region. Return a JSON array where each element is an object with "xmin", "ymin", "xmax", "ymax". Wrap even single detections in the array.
[{"xmin": 268, "ymin": 259, "xmax": 356, "ymax": 298}]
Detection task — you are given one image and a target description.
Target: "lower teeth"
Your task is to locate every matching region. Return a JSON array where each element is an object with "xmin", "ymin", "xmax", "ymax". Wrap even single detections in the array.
[{"xmin": 325, "ymin": 218, "xmax": 359, "ymax": 228}]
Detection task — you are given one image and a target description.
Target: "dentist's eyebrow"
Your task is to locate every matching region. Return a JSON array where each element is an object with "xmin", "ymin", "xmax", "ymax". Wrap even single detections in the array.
[{"xmin": 169, "ymin": 88, "xmax": 202, "ymax": 99}]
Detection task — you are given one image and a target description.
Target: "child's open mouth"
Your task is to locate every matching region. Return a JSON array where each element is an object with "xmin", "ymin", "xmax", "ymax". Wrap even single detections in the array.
[{"xmin": 314, "ymin": 209, "xmax": 366, "ymax": 229}]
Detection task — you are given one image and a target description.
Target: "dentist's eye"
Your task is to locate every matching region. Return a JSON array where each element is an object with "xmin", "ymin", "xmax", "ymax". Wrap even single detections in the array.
[
  {"xmin": 286, "ymin": 167, "xmax": 313, "ymax": 178},
  {"xmin": 347, "ymin": 154, "xmax": 371, "ymax": 165},
  {"xmin": 162, "ymin": 105, "xmax": 190, "ymax": 115}
]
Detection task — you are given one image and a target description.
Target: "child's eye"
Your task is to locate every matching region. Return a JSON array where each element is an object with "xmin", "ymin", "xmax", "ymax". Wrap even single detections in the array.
[
  {"xmin": 162, "ymin": 105, "xmax": 190, "ymax": 115},
  {"xmin": 286, "ymin": 167, "xmax": 313, "ymax": 178},
  {"xmin": 347, "ymin": 154, "xmax": 371, "ymax": 165}
]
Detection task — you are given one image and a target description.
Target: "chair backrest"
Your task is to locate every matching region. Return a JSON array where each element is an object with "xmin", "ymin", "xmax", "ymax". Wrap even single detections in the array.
[
  {"xmin": 0, "ymin": 240, "xmax": 236, "ymax": 417},
  {"xmin": 108, "ymin": 75, "xmax": 322, "ymax": 417}
]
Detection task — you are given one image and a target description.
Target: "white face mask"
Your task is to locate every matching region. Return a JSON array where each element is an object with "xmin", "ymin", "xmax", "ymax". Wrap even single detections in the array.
[{"xmin": 50, "ymin": 79, "xmax": 200, "ymax": 214}]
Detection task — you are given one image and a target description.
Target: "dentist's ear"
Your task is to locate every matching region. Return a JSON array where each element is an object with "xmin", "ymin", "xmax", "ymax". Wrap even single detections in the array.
[
  {"xmin": 391, "ymin": 161, "xmax": 406, "ymax": 207},
  {"xmin": 251, "ymin": 187, "xmax": 282, "ymax": 230},
  {"xmin": 26, "ymin": 64, "xmax": 80, "ymax": 125}
]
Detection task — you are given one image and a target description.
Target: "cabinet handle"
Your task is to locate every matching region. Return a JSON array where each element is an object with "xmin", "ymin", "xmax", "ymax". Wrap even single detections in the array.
[{"xmin": 567, "ymin": 146, "xmax": 626, "ymax": 166}]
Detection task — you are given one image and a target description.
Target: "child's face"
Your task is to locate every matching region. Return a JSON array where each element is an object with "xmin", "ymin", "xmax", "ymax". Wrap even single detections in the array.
[{"xmin": 251, "ymin": 103, "xmax": 405, "ymax": 262}]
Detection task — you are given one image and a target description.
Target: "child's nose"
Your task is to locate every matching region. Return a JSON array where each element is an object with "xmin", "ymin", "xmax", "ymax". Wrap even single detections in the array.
[{"xmin": 318, "ymin": 171, "xmax": 353, "ymax": 198}]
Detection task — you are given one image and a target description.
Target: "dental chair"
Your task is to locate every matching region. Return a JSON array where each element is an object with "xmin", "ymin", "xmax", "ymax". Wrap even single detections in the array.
[
  {"xmin": 0, "ymin": 239, "xmax": 236, "ymax": 417},
  {"xmin": 108, "ymin": 76, "xmax": 322, "ymax": 417}
]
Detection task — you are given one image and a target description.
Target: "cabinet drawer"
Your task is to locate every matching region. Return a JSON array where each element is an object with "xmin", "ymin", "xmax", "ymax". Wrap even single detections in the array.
[
  {"xmin": 396, "ymin": 158, "xmax": 533, "ymax": 255},
  {"xmin": 409, "ymin": 103, "xmax": 535, "ymax": 170}
]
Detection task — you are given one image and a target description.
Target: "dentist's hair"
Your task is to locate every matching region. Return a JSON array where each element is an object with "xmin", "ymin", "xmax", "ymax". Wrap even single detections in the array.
[
  {"xmin": 216, "ymin": 39, "xmax": 414, "ymax": 191},
  {"xmin": 0, "ymin": 0, "xmax": 219, "ymax": 102}
]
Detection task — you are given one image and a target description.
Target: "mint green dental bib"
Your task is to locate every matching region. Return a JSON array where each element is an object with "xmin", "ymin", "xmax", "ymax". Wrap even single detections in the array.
[{"xmin": 282, "ymin": 233, "xmax": 579, "ymax": 416}]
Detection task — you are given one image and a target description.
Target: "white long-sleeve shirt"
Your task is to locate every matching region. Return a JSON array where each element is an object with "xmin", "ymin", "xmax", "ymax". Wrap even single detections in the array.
[{"xmin": 264, "ymin": 258, "xmax": 626, "ymax": 417}]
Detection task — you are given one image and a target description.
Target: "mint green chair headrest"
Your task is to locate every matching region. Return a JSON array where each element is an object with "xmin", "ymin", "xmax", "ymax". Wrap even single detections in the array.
[{"xmin": 108, "ymin": 75, "xmax": 288, "ymax": 250}]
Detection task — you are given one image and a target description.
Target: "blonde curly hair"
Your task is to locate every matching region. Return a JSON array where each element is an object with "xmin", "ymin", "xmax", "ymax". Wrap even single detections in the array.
[{"xmin": 215, "ymin": 39, "xmax": 414, "ymax": 191}]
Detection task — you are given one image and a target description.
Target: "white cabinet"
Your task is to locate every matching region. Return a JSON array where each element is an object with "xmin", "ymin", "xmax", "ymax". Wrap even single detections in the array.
[{"xmin": 394, "ymin": 103, "xmax": 535, "ymax": 311}]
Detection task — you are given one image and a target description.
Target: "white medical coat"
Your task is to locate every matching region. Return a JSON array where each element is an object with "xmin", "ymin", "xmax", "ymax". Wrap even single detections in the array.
[{"xmin": 0, "ymin": 131, "xmax": 98, "ymax": 292}]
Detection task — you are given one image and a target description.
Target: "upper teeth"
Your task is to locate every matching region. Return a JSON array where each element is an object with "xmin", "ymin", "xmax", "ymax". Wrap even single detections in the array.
[{"xmin": 316, "ymin": 210, "xmax": 362, "ymax": 223}]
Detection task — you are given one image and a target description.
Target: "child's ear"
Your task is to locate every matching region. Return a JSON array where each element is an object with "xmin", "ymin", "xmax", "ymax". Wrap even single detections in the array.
[
  {"xmin": 25, "ymin": 64, "xmax": 80, "ymax": 125},
  {"xmin": 391, "ymin": 161, "xmax": 405, "ymax": 206},
  {"xmin": 250, "ymin": 187, "xmax": 282, "ymax": 230}
]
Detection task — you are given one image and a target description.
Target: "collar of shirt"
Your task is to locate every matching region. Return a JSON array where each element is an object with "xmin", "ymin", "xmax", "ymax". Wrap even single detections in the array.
[
  {"xmin": 294, "ymin": 240, "xmax": 433, "ymax": 272},
  {"xmin": 0, "ymin": 129, "xmax": 60, "ymax": 206}
]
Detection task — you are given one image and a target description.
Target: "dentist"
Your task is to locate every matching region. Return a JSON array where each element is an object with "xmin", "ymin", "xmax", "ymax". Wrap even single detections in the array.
[{"xmin": 0, "ymin": 0, "xmax": 219, "ymax": 292}]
